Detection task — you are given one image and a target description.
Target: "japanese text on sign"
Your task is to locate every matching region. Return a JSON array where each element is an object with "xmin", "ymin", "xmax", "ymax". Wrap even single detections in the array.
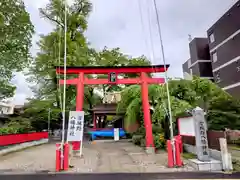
[
  {"xmin": 193, "ymin": 107, "xmax": 210, "ymax": 162},
  {"xmin": 199, "ymin": 122, "xmax": 208, "ymax": 156},
  {"xmin": 67, "ymin": 111, "xmax": 85, "ymax": 142}
]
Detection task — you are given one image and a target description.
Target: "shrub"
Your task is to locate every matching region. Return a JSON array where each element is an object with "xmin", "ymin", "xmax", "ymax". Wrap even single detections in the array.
[
  {"xmin": 152, "ymin": 125, "xmax": 163, "ymax": 134},
  {"xmin": 153, "ymin": 133, "xmax": 166, "ymax": 149},
  {"xmin": 0, "ymin": 117, "xmax": 33, "ymax": 135},
  {"xmin": 0, "ymin": 127, "xmax": 22, "ymax": 135},
  {"xmin": 131, "ymin": 125, "xmax": 166, "ymax": 149},
  {"xmin": 132, "ymin": 134, "xmax": 143, "ymax": 145},
  {"xmin": 125, "ymin": 132, "xmax": 132, "ymax": 139},
  {"xmin": 133, "ymin": 126, "xmax": 145, "ymax": 136},
  {"xmin": 140, "ymin": 138, "xmax": 146, "ymax": 147},
  {"xmin": 207, "ymin": 110, "xmax": 240, "ymax": 130}
]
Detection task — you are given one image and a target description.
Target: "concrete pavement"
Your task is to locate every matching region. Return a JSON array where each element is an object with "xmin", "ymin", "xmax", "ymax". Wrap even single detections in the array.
[
  {"xmin": 0, "ymin": 140, "xmax": 195, "ymax": 173},
  {"xmin": 69, "ymin": 140, "xmax": 194, "ymax": 172}
]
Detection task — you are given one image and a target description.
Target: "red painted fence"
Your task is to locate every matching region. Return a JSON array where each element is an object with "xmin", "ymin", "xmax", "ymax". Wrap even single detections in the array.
[{"xmin": 0, "ymin": 132, "xmax": 48, "ymax": 146}]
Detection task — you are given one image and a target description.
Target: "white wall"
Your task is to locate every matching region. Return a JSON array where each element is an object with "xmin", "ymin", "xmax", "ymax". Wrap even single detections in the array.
[
  {"xmin": 0, "ymin": 102, "xmax": 15, "ymax": 114},
  {"xmin": 178, "ymin": 116, "xmax": 195, "ymax": 136}
]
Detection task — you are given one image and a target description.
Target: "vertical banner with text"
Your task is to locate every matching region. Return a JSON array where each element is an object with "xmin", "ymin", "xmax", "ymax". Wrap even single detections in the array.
[{"xmin": 67, "ymin": 111, "xmax": 85, "ymax": 142}]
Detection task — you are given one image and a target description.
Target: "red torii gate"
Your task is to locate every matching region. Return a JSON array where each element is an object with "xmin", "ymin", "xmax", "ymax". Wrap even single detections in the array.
[{"xmin": 56, "ymin": 65, "xmax": 169, "ymax": 153}]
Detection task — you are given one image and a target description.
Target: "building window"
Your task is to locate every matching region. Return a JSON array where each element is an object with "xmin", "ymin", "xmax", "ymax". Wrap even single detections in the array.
[
  {"xmin": 212, "ymin": 52, "xmax": 218, "ymax": 63},
  {"xmin": 188, "ymin": 59, "xmax": 191, "ymax": 68},
  {"xmin": 215, "ymin": 71, "xmax": 221, "ymax": 83},
  {"xmin": 237, "ymin": 66, "xmax": 240, "ymax": 72},
  {"xmin": 209, "ymin": 33, "xmax": 215, "ymax": 43},
  {"xmin": 190, "ymin": 68, "xmax": 193, "ymax": 75}
]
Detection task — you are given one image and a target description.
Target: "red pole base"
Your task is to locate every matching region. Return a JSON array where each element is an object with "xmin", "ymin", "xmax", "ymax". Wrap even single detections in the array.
[
  {"xmin": 167, "ymin": 140, "xmax": 174, "ymax": 168},
  {"xmin": 63, "ymin": 143, "xmax": 69, "ymax": 171},
  {"xmin": 175, "ymin": 136, "xmax": 183, "ymax": 167},
  {"xmin": 55, "ymin": 143, "xmax": 61, "ymax": 172},
  {"xmin": 178, "ymin": 135, "xmax": 183, "ymax": 153}
]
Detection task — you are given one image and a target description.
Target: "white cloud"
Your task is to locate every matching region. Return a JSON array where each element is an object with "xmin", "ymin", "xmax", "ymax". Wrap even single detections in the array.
[
  {"xmin": 11, "ymin": 0, "xmax": 238, "ymax": 104},
  {"xmin": 86, "ymin": 0, "xmax": 238, "ymax": 78},
  {"xmin": 24, "ymin": 0, "xmax": 49, "ymax": 9},
  {"xmin": 11, "ymin": 72, "xmax": 33, "ymax": 105}
]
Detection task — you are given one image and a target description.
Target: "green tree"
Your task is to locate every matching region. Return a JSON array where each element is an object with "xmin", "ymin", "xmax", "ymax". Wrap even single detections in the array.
[
  {"xmin": 23, "ymin": 99, "xmax": 61, "ymax": 131},
  {"xmin": 168, "ymin": 79, "xmax": 197, "ymax": 106},
  {"xmin": 0, "ymin": 0, "xmax": 34, "ymax": 99},
  {"xmin": 191, "ymin": 76, "xmax": 230, "ymax": 111},
  {"xmin": 118, "ymin": 77, "xmax": 238, "ymax": 133},
  {"xmin": 169, "ymin": 77, "xmax": 240, "ymax": 130},
  {"xmin": 206, "ymin": 95, "xmax": 240, "ymax": 130},
  {"xmin": 117, "ymin": 84, "xmax": 192, "ymax": 131},
  {"xmin": 28, "ymin": 0, "xmax": 153, "ymax": 117},
  {"xmin": 27, "ymin": 0, "xmax": 97, "ymax": 111},
  {"xmin": 94, "ymin": 47, "xmax": 151, "ymax": 96}
]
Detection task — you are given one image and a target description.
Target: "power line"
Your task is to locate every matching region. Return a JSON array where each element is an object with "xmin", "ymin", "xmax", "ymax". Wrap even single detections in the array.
[
  {"xmin": 137, "ymin": 0, "xmax": 151, "ymax": 60},
  {"xmin": 145, "ymin": 0, "xmax": 156, "ymax": 64},
  {"xmin": 57, "ymin": 26, "xmax": 63, "ymax": 112},
  {"xmin": 152, "ymin": 0, "xmax": 176, "ymax": 165},
  {"xmin": 137, "ymin": 0, "xmax": 158, "ymax": 79}
]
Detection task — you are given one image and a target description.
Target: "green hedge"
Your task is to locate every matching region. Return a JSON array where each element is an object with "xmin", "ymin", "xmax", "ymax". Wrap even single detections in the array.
[
  {"xmin": 0, "ymin": 127, "xmax": 33, "ymax": 135},
  {"xmin": 0, "ymin": 117, "xmax": 33, "ymax": 135},
  {"xmin": 0, "ymin": 126, "xmax": 34, "ymax": 135},
  {"xmin": 131, "ymin": 124, "xmax": 166, "ymax": 149}
]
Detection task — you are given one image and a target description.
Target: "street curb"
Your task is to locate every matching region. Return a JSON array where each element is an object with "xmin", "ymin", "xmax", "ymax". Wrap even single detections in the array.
[
  {"xmin": 0, "ymin": 172, "xmax": 239, "ymax": 179},
  {"xmin": 0, "ymin": 139, "xmax": 49, "ymax": 156}
]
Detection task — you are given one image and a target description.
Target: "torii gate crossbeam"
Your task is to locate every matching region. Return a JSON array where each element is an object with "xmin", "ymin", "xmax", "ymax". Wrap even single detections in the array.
[{"xmin": 56, "ymin": 65, "xmax": 170, "ymax": 154}]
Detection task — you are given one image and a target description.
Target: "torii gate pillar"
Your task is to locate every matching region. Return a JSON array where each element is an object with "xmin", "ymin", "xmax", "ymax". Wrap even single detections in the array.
[
  {"xmin": 76, "ymin": 72, "xmax": 84, "ymax": 111},
  {"xmin": 141, "ymin": 72, "xmax": 154, "ymax": 152},
  {"xmin": 56, "ymin": 65, "xmax": 170, "ymax": 154}
]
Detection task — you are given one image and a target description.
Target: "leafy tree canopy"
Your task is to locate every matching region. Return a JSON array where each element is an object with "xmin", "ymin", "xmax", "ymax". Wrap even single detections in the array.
[
  {"xmin": 118, "ymin": 77, "xmax": 239, "ymax": 132},
  {"xmin": 27, "ymin": 0, "xmax": 152, "ymax": 114},
  {"xmin": 0, "ymin": 0, "xmax": 34, "ymax": 99},
  {"xmin": 23, "ymin": 98, "xmax": 62, "ymax": 131}
]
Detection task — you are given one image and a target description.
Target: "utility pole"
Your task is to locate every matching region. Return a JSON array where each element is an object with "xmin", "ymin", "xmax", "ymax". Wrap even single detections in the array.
[
  {"xmin": 48, "ymin": 108, "xmax": 51, "ymax": 135},
  {"xmin": 152, "ymin": 0, "xmax": 176, "ymax": 165},
  {"xmin": 60, "ymin": 0, "xmax": 68, "ymax": 170}
]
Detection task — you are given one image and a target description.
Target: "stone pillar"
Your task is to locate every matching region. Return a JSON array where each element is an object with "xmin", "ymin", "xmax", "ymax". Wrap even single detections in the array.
[
  {"xmin": 192, "ymin": 107, "xmax": 210, "ymax": 161},
  {"xmin": 220, "ymin": 138, "xmax": 233, "ymax": 171}
]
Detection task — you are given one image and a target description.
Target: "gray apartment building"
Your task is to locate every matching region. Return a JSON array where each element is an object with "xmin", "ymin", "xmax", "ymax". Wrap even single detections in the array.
[
  {"xmin": 182, "ymin": 38, "xmax": 214, "ymax": 81},
  {"xmin": 183, "ymin": 0, "xmax": 240, "ymax": 98}
]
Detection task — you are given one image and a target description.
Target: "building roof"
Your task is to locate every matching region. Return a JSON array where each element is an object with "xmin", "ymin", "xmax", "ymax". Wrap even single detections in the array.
[
  {"xmin": 90, "ymin": 103, "xmax": 124, "ymax": 115},
  {"xmin": 14, "ymin": 105, "xmax": 24, "ymax": 109},
  {"xmin": 0, "ymin": 101, "xmax": 14, "ymax": 107},
  {"xmin": 207, "ymin": 1, "xmax": 240, "ymax": 33}
]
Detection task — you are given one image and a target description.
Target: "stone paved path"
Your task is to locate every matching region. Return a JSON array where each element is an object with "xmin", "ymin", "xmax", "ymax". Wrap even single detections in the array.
[
  {"xmin": 69, "ymin": 140, "xmax": 194, "ymax": 173},
  {"xmin": 0, "ymin": 140, "xmax": 194, "ymax": 173}
]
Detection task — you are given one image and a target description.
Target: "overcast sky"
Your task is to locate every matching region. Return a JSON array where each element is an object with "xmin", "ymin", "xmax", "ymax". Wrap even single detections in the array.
[{"xmin": 11, "ymin": 0, "xmax": 237, "ymax": 104}]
